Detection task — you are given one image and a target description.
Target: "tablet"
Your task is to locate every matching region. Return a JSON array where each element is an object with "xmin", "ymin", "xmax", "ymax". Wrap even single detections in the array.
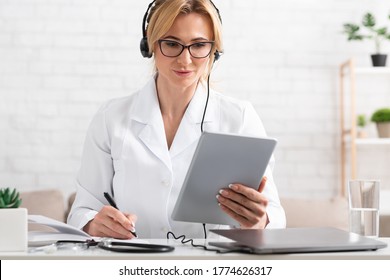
[{"xmin": 171, "ymin": 132, "xmax": 277, "ymax": 226}]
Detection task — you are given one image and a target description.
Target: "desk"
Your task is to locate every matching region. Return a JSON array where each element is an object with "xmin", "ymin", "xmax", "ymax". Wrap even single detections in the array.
[{"xmin": 1, "ymin": 238, "xmax": 390, "ymax": 260}]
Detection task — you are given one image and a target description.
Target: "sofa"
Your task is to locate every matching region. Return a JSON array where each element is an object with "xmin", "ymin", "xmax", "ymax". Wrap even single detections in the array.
[{"xmin": 20, "ymin": 189, "xmax": 67, "ymax": 222}]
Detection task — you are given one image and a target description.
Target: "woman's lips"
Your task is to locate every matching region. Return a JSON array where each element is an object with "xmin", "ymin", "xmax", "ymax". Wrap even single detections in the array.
[{"xmin": 173, "ymin": 70, "xmax": 192, "ymax": 77}]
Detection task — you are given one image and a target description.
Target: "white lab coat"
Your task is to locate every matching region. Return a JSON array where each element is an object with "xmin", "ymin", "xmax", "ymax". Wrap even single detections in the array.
[{"xmin": 67, "ymin": 77, "xmax": 286, "ymax": 238}]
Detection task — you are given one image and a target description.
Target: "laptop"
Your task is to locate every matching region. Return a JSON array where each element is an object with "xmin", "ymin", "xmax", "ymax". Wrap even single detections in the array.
[
  {"xmin": 171, "ymin": 132, "xmax": 277, "ymax": 226},
  {"xmin": 209, "ymin": 227, "xmax": 387, "ymax": 254}
]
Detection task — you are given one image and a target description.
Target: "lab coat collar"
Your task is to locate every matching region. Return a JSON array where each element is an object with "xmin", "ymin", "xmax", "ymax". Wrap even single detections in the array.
[
  {"xmin": 131, "ymin": 78, "xmax": 214, "ymax": 125},
  {"xmin": 185, "ymin": 82, "xmax": 214, "ymax": 125},
  {"xmin": 131, "ymin": 78, "xmax": 160, "ymax": 125},
  {"xmin": 169, "ymin": 82, "xmax": 215, "ymax": 158},
  {"xmin": 131, "ymin": 77, "xmax": 216, "ymax": 166},
  {"xmin": 132, "ymin": 79, "xmax": 171, "ymax": 169}
]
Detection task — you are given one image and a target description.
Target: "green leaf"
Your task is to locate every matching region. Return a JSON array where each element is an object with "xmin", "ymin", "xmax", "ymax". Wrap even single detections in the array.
[
  {"xmin": 343, "ymin": 24, "xmax": 364, "ymax": 41},
  {"xmin": 348, "ymin": 34, "xmax": 364, "ymax": 40},
  {"xmin": 344, "ymin": 23, "xmax": 360, "ymax": 33},
  {"xmin": 377, "ymin": 27, "xmax": 387, "ymax": 35},
  {"xmin": 10, "ymin": 188, "xmax": 17, "ymax": 201},
  {"xmin": 3, "ymin": 188, "xmax": 10, "ymax": 204},
  {"xmin": 13, "ymin": 192, "xmax": 20, "ymax": 202},
  {"xmin": 9, "ymin": 199, "xmax": 22, "ymax": 208},
  {"xmin": 0, "ymin": 196, "xmax": 5, "ymax": 208},
  {"xmin": 363, "ymin": 13, "xmax": 376, "ymax": 27}
]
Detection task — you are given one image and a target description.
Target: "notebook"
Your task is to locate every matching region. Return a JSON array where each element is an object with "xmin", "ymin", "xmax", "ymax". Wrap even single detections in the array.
[
  {"xmin": 28, "ymin": 215, "xmax": 148, "ymax": 247},
  {"xmin": 209, "ymin": 227, "xmax": 387, "ymax": 254},
  {"xmin": 171, "ymin": 132, "xmax": 277, "ymax": 226}
]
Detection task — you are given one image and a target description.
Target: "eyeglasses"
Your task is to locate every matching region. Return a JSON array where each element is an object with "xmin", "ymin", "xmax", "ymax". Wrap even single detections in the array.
[{"xmin": 158, "ymin": 39, "xmax": 214, "ymax": 59}]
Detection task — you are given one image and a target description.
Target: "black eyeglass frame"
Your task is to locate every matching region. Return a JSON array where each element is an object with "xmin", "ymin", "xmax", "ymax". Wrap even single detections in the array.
[{"xmin": 158, "ymin": 39, "xmax": 215, "ymax": 59}]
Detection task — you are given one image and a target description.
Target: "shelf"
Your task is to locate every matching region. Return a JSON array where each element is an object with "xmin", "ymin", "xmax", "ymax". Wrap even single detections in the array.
[
  {"xmin": 355, "ymin": 67, "xmax": 390, "ymax": 75},
  {"xmin": 342, "ymin": 67, "xmax": 390, "ymax": 76},
  {"xmin": 356, "ymin": 138, "xmax": 390, "ymax": 145},
  {"xmin": 342, "ymin": 137, "xmax": 390, "ymax": 146},
  {"xmin": 339, "ymin": 58, "xmax": 390, "ymax": 196}
]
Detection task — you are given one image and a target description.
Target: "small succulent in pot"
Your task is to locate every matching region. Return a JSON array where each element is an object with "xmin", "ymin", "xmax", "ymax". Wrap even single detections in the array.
[
  {"xmin": 0, "ymin": 188, "xmax": 22, "ymax": 208},
  {"xmin": 357, "ymin": 114, "xmax": 368, "ymax": 138}
]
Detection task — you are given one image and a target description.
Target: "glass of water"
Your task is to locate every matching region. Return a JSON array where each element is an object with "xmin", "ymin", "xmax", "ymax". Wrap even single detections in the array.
[{"xmin": 348, "ymin": 180, "xmax": 380, "ymax": 237}]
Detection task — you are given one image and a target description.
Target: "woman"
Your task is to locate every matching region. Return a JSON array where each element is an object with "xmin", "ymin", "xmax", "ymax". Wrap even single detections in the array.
[{"xmin": 68, "ymin": 0, "xmax": 286, "ymax": 239}]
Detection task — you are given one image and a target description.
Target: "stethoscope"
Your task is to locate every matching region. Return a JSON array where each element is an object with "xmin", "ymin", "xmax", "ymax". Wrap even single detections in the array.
[{"xmin": 54, "ymin": 239, "xmax": 175, "ymax": 253}]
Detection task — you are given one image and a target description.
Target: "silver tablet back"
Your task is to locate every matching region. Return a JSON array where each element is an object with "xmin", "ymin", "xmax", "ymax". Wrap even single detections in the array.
[{"xmin": 171, "ymin": 132, "xmax": 277, "ymax": 226}]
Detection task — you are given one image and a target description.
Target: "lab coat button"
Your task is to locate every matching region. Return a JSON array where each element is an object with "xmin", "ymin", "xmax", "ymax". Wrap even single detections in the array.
[
  {"xmin": 161, "ymin": 180, "xmax": 170, "ymax": 187},
  {"xmin": 161, "ymin": 227, "xmax": 169, "ymax": 232}
]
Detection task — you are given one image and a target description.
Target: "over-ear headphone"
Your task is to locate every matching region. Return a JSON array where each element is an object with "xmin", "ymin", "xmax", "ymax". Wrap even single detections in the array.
[{"xmin": 140, "ymin": 0, "xmax": 222, "ymax": 61}]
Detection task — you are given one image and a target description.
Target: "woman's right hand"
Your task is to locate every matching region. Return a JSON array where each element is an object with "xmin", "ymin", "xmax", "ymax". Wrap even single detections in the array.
[{"xmin": 83, "ymin": 205, "xmax": 137, "ymax": 239}]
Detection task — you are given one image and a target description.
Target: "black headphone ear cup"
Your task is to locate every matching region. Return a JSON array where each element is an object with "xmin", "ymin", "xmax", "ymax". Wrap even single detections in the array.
[
  {"xmin": 140, "ymin": 37, "xmax": 152, "ymax": 58},
  {"xmin": 214, "ymin": 51, "xmax": 220, "ymax": 61}
]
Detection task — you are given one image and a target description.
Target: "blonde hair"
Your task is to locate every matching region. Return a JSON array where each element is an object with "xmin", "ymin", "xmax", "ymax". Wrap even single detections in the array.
[{"xmin": 146, "ymin": 0, "xmax": 223, "ymax": 81}]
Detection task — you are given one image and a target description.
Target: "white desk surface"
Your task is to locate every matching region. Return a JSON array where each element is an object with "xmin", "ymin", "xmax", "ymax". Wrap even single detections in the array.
[{"xmin": 1, "ymin": 238, "xmax": 390, "ymax": 260}]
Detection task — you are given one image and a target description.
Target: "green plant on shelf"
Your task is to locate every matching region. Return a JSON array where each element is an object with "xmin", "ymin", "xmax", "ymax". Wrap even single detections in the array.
[
  {"xmin": 343, "ymin": 12, "xmax": 390, "ymax": 54},
  {"xmin": 357, "ymin": 114, "xmax": 367, "ymax": 127},
  {"xmin": 371, "ymin": 108, "xmax": 390, "ymax": 123},
  {"xmin": 356, "ymin": 114, "xmax": 368, "ymax": 138}
]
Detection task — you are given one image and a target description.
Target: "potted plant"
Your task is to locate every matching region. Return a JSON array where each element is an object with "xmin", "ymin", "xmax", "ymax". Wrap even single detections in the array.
[
  {"xmin": 371, "ymin": 108, "xmax": 390, "ymax": 138},
  {"xmin": 343, "ymin": 12, "xmax": 390, "ymax": 67},
  {"xmin": 356, "ymin": 114, "xmax": 368, "ymax": 138},
  {"xmin": 0, "ymin": 188, "xmax": 28, "ymax": 252}
]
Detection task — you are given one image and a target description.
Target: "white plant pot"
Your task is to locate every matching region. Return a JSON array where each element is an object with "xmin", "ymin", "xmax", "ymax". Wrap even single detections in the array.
[
  {"xmin": 0, "ymin": 208, "xmax": 28, "ymax": 251},
  {"xmin": 376, "ymin": 122, "xmax": 390, "ymax": 138}
]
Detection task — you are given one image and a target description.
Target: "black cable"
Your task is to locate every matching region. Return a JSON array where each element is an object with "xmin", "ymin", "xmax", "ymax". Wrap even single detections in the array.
[
  {"xmin": 202, "ymin": 223, "xmax": 207, "ymax": 239},
  {"xmin": 166, "ymin": 231, "xmax": 225, "ymax": 253},
  {"xmin": 166, "ymin": 230, "xmax": 250, "ymax": 254},
  {"xmin": 200, "ymin": 73, "xmax": 211, "ymax": 133}
]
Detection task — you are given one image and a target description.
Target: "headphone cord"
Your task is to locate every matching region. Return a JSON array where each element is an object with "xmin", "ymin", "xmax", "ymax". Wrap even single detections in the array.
[
  {"xmin": 166, "ymin": 224, "xmax": 248, "ymax": 254},
  {"xmin": 200, "ymin": 73, "xmax": 211, "ymax": 133},
  {"xmin": 202, "ymin": 223, "xmax": 207, "ymax": 239}
]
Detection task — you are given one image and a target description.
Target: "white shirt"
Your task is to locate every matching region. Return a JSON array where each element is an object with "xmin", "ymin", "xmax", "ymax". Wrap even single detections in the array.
[{"xmin": 67, "ymin": 77, "xmax": 286, "ymax": 238}]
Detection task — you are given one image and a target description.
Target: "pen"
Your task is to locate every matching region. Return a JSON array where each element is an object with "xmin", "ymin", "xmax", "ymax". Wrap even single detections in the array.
[{"xmin": 103, "ymin": 192, "xmax": 138, "ymax": 238}]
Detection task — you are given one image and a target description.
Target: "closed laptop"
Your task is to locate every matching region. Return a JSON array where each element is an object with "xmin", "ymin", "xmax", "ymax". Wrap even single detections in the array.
[{"xmin": 209, "ymin": 227, "xmax": 387, "ymax": 254}]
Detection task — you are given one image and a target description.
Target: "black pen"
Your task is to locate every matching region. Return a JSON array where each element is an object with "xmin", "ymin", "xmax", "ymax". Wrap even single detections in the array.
[{"xmin": 103, "ymin": 192, "xmax": 138, "ymax": 238}]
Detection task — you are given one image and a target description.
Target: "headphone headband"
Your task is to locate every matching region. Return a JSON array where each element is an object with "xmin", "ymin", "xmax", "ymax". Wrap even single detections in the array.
[
  {"xmin": 140, "ymin": 0, "xmax": 222, "ymax": 60},
  {"xmin": 208, "ymin": 0, "xmax": 222, "ymax": 23},
  {"xmin": 142, "ymin": 0, "xmax": 156, "ymax": 39}
]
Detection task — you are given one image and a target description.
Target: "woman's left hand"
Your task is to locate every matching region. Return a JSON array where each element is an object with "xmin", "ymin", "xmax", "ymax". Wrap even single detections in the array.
[{"xmin": 217, "ymin": 177, "xmax": 269, "ymax": 229}]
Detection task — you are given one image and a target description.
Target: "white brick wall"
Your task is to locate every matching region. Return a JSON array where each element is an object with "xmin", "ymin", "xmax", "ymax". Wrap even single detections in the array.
[{"xmin": 1, "ymin": 0, "xmax": 390, "ymax": 201}]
